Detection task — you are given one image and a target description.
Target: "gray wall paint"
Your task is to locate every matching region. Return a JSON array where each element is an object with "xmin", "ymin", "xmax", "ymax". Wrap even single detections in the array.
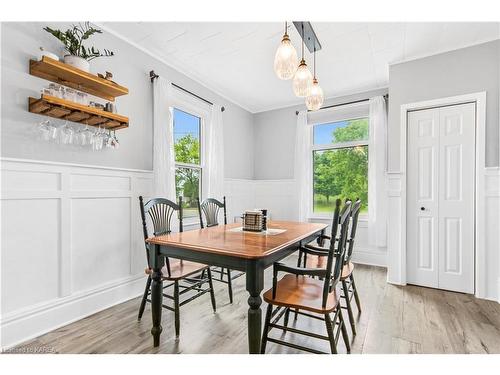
[
  {"xmin": 388, "ymin": 40, "xmax": 500, "ymax": 170},
  {"xmin": 1, "ymin": 22, "xmax": 254, "ymax": 179},
  {"xmin": 252, "ymin": 88, "xmax": 388, "ymax": 180}
]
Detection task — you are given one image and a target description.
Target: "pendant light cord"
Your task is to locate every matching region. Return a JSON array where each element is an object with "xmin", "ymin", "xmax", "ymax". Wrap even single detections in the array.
[
  {"xmin": 313, "ymin": 48, "xmax": 316, "ymax": 79},
  {"xmin": 301, "ymin": 24, "xmax": 305, "ymax": 61}
]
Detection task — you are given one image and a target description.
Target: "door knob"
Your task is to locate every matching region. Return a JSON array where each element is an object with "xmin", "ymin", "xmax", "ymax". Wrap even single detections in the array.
[{"xmin": 420, "ymin": 207, "xmax": 425, "ymax": 211}]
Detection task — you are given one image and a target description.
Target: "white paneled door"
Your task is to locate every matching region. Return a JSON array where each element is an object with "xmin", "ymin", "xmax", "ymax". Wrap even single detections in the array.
[{"xmin": 407, "ymin": 103, "xmax": 475, "ymax": 294}]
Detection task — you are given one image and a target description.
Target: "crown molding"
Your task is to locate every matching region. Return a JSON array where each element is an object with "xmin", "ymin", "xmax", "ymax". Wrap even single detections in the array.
[{"xmin": 389, "ymin": 37, "xmax": 500, "ymax": 67}]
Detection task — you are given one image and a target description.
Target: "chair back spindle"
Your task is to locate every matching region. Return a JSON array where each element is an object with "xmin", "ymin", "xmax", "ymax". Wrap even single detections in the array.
[
  {"xmin": 345, "ymin": 198, "xmax": 361, "ymax": 264},
  {"xmin": 139, "ymin": 196, "xmax": 184, "ymax": 277},
  {"xmin": 197, "ymin": 197, "xmax": 227, "ymax": 228},
  {"xmin": 223, "ymin": 196, "xmax": 227, "ymax": 225},
  {"xmin": 321, "ymin": 199, "xmax": 351, "ymax": 308}
]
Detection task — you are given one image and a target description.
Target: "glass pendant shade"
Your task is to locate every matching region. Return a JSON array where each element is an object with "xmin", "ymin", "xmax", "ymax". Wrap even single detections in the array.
[
  {"xmin": 273, "ymin": 34, "xmax": 298, "ymax": 80},
  {"xmin": 293, "ymin": 59, "xmax": 313, "ymax": 97},
  {"xmin": 305, "ymin": 78, "xmax": 324, "ymax": 111}
]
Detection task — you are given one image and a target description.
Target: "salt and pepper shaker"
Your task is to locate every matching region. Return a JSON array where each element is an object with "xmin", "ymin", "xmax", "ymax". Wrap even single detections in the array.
[
  {"xmin": 261, "ymin": 209, "xmax": 268, "ymax": 231},
  {"xmin": 104, "ymin": 102, "xmax": 114, "ymax": 112}
]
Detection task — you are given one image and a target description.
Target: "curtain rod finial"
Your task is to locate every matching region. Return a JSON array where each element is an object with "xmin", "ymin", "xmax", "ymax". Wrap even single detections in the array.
[
  {"xmin": 149, "ymin": 70, "xmax": 159, "ymax": 82},
  {"xmin": 295, "ymin": 110, "xmax": 300, "ymax": 115}
]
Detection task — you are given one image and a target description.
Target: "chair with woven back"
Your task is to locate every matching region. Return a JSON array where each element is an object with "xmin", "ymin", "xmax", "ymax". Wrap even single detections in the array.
[
  {"xmin": 260, "ymin": 199, "xmax": 352, "ymax": 354},
  {"xmin": 137, "ymin": 196, "xmax": 216, "ymax": 338},
  {"xmin": 196, "ymin": 196, "xmax": 244, "ymax": 303},
  {"xmin": 299, "ymin": 198, "xmax": 362, "ymax": 336}
]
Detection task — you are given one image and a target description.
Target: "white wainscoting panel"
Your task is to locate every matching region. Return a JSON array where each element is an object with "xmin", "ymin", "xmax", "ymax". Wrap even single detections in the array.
[
  {"xmin": 386, "ymin": 173, "xmax": 405, "ymax": 285},
  {"xmin": 2, "ymin": 199, "xmax": 61, "ymax": 313},
  {"xmin": 1, "ymin": 158, "xmax": 153, "ymax": 349},
  {"xmin": 254, "ymin": 180, "xmax": 298, "ymax": 221},
  {"xmin": 70, "ymin": 173, "xmax": 131, "ymax": 191},
  {"xmin": 2, "ymin": 169, "xmax": 61, "ymax": 191},
  {"xmin": 308, "ymin": 217, "xmax": 387, "ymax": 267},
  {"xmin": 483, "ymin": 169, "xmax": 500, "ymax": 302},
  {"xmin": 224, "ymin": 179, "xmax": 298, "ymax": 222},
  {"xmin": 223, "ymin": 179, "xmax": 256, "ymax": 223},
  {"xmin": 70, "ymin": 198, "xmax": 132, "ymax": 293}
]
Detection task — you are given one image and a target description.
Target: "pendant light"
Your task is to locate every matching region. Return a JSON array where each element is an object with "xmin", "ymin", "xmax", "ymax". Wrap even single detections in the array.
[
  {"xmin": 292, "ymin": 24, "xmax": 313, "ymax": 97},
  {"xmin": 305, "ymin": 47, "xmax": 324, "ymax": 111},
  {"xmin": 273, "ymin": 22, "xmax": 298, "ymax": 80}
]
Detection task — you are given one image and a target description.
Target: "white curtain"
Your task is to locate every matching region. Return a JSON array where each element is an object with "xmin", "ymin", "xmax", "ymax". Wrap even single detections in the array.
[
  {"xmin": 294, "ymin": 111, "xmax": 313, "ymax": 222},
  {"xmin": 206, "ymin": 105, "xmax": 225, "ymax": 199},
  {"xmin": 368, "ymin": 96, "xmax": 388, "ymax": 247},
  {"xmin": 152, "ymin": 77, "xmax": 176, "ymax": 200}
]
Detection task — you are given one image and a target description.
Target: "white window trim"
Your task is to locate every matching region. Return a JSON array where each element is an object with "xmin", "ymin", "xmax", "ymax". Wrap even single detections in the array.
[
  {"xmin": 170, "ymin": 87, "xmax": 211, "ymax": 225},
  {"xmin": 308, "ymin": 107, "xmax": 370, "ymax": 221},
  {"xmin": 312, "ymin": 139, "xmax": 368, "ymax": 152}
]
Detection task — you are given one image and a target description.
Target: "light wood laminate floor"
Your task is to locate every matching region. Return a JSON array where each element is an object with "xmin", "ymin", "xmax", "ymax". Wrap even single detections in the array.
[{"xmin": 13, "ymin": 260, "xmax": 500, "ymax": 354}]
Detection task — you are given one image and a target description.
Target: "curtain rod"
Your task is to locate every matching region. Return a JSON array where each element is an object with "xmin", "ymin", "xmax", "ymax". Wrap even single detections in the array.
[
  {"xmin": 149, "ymin": 70, "xmax": 225, "ymax": 112},
  {"xmin": 295, "ymin": 94, "xmax": 388, "ymax": 115}
]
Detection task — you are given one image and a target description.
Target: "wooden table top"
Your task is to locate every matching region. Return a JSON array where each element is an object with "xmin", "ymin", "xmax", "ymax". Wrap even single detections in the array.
[{"xmin": 146, "ymin": 221, "xmax": 327, "ymax": 259}]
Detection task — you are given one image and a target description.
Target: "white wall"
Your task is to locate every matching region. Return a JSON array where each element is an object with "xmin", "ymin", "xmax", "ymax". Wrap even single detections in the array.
[
  {"xmin": 0, "ymin": 158, "xmax": 152, "ymax": 348},
  {"xmin": 0, "ymin": 22, "xmax": 254, "ymax": 179}
]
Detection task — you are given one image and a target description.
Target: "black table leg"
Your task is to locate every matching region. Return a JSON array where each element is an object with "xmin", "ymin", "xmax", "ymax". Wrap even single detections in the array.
[
  {"xmin": 150, "ymin": 244, "xmax": 164, "ymax": 347},
  {"xmin": 246, "ymin": 260, "xmax": 264, "ymax": 354}
]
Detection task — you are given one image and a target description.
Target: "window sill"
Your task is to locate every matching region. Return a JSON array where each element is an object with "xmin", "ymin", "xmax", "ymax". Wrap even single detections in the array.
[{"xmin": 183, "ymin": 218, "xmax": 200, "ymax": 228}]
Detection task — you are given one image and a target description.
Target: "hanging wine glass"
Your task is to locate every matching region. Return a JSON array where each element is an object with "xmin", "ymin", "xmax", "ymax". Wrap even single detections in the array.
[
  {"xmin": 82, "ymin": 124, "xmax": 94, "ymax": 147},
  {"xmin": 48, "ymin": 121, "xmax": 59, "ymax": 142},
  {"xmin": 92, "ymin": 126, "xmax": 106, "ymax": 151},
  {"xmin": 59, "ymin": 121, "xmax": 74, "ymax": 145},
  {"xmin": 111, "ymin": 131, "xmax": 119, "ymax": 149},
  {"xmin": 37, "ymin": 120, "xmax": 51, "ymax": 141},
  {"xmin": 105, "ymin": 130, "xmax": 113, "ymax": 148}
]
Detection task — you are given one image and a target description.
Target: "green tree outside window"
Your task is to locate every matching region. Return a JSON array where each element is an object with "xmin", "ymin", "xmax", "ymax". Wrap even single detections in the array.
[
  {"xmin": 173, "ymin": 108, "xmax": 202, "ymax": 218},
  {"xmin": 313, "ymin": 118, "xmax": 369, "ymax": 213}
]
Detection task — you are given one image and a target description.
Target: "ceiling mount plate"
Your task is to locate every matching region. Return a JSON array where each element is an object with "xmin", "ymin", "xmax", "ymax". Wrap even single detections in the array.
[{"xmin": 292, "ymin": 21, "xmax": 322, "ymax": 53}]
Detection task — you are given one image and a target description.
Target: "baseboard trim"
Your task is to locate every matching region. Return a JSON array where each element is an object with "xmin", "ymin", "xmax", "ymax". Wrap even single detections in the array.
[
  {"xmin": 1, "ymin": 275, "xmax": 145, "ymax": 350},
  {"xmin": 498, "ymin": 278, "xmax": 500, "ymax": 304},
  {"xmin": 351, "ymin": 248, "xmax": 387, "ymax": 268},
  {"xmin": 386, "ymin": 278, "xmax": 407, "ymax": 286}
]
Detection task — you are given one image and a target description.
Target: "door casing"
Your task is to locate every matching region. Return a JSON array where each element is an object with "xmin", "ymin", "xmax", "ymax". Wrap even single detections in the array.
[
  {"xmin": 396, "ymin": 92, "xmax": 487, "ymax": 298},
  {"xmin": 406, "ymin": 103, "xmax": 475, "ymax": 293}
]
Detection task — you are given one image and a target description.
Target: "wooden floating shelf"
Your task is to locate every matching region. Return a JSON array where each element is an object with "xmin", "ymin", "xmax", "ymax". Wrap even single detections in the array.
[
  {"xmin": 30, "ymin": 56, "xmax": 129, "ymax": 102},
  {"xmin": 29, "ymin": 94, "xmax": 129, "ymax": 130}
]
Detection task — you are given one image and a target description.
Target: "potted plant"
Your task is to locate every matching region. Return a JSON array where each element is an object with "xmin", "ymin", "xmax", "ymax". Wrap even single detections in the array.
[{"xmin": 43, "ymin": 22, "xmax": 114, "ymax": 72}]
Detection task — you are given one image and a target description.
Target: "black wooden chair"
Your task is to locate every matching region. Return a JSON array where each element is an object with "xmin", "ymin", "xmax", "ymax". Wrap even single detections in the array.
[
  {"xmin": 196, "ymin": 197, "xmax": 244, "ymax": 303},
  {"xmin": 300, "ymin": 198, "xmax": 362, "ymax": 336},
  {"xmin": 137, "ymin": 196, "xmax": 216, "ymax": 338},
  {"xmin": 260, "ymin": 199, "xmax": 352, "ymax": 354}
]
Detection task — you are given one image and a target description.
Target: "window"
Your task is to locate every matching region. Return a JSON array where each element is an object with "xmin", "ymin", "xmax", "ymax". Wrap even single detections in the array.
[
  {"xmin": 312, "ymin": 118, "xmax": 369, "ymax": 214},
  {"xmin": 173, "ymin": 108, "xmax": 202, "ymax": 218}
]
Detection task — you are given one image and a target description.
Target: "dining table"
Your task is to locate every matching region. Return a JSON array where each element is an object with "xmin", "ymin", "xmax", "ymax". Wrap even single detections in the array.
[{"xmin": 145, "ymin": 220, "xmax": 327, "ymax": 354}]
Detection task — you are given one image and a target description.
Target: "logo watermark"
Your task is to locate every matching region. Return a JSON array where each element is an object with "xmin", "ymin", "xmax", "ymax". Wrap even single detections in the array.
[{"xmin": 2, "ymin": 346, "xmax": 56, "ymax": 354}]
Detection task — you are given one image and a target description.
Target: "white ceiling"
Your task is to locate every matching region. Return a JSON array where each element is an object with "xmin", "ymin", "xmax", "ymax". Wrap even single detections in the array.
[{"xmin": 102, "ymin": 22, "xmax": 500, "ymax": 113}]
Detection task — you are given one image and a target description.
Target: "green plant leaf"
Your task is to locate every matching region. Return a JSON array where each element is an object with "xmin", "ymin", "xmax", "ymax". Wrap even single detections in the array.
[{"xmin": 43, "ymin": 23, "xmax": 114, "ymax": 61}]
